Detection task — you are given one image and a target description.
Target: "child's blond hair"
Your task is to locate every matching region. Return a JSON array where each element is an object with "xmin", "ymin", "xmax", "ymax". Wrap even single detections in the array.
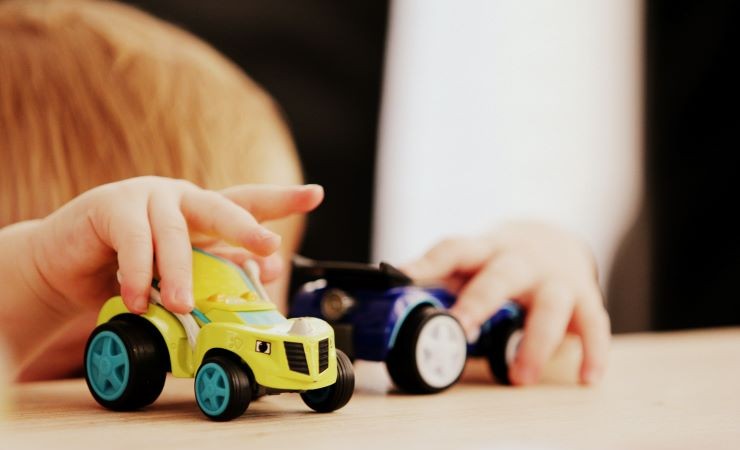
[{"xmin": 0, "ymin": 0, "xmax": 302, "ymax": 225}]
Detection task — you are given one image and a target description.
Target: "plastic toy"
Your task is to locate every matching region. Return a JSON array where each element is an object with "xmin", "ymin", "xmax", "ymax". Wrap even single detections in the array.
[
  {"xmin": 84, "ymin": 249, "xmax": 354, "ymax": 421},
  {"xmin": 289, "ymin": 257, "xmax": 524, "ymax": 394}
]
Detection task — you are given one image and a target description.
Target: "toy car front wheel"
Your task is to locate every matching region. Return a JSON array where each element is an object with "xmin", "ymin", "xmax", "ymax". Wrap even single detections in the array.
[
  {"xmin": 301, "ymin": 349, "xmax": 354, "ymax": 413},
  {"xmin": 194, "ymin": 355, "xmax": 252, "ymax": 421},
  {"xmin": 84, "ymin": 317, "xmax": 167, "ymax": 410},
  {"xmin": 386, "ymin": 306, "xmax": 467, "ymax": 394}
]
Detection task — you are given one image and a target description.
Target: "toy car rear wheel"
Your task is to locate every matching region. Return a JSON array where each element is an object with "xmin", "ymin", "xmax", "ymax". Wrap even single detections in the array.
[
  {"xmin": 84, "ymin": 317, "xmax": 167, "ymax": 411},
  {"xmin": 480, "ymin": 318, "xmax": 524, "ymax": 385},
  {"xmin": 301, "ymin": 349, "xmax": 354, "ymax": 413},
  {"xmin": 386, "ymin": 306, "xmax": 467, "ymax": 394},
  {"xmin": 195, "ymin": 355, "xmax": 252, "ymax": 421}
]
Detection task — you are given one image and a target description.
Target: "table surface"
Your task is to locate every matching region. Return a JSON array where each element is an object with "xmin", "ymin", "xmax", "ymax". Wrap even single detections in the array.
[{"xmin": 2, "ymin": 329, "xmax": 739, "ymax": 450}]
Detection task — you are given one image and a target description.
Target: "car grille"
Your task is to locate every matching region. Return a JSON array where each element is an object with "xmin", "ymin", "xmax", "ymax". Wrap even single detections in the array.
[
  {"xmin": 318, "ymin": 338, "xmax": 329, "ymax": 373},
  {"xmin": 284, "ymin": 342, "xmax": 309, "ymax": 374}
]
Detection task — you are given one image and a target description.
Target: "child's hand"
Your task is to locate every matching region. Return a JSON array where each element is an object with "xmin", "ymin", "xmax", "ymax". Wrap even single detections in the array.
[
  {"xmin": 401, "ymin": 221, "xmax": 610, "ymax": 386},
  {"xmin": 32, "ymin": 177, "xmax": 323, "ymax": 316}
]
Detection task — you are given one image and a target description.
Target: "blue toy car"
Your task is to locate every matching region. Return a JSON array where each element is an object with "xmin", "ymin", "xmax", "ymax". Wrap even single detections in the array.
[{"xmin": 289, "ymin": 257, "xmax": 525, "ymax": 394}]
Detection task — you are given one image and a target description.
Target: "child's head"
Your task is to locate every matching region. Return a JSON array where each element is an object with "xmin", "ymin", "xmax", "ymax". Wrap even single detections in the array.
[{"xmin": 0, "ymin": 0, "xmax": 302, "ymax": 225}]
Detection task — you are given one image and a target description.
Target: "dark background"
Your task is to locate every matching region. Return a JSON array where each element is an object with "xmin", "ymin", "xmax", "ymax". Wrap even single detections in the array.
[
  {"xmin": 123, "ymin": 0, "xmax": 389, "ymax": 263},
  {"xmin": 124, "ymin": 0, "xmax": 740, "ymax": 331},
  {"xmin": 645, "ymin": 0, "xmax": 740, "ymax": 330}
]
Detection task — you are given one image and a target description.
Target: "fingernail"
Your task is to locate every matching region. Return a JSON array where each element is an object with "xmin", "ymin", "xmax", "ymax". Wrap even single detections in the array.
[
  {"xmin": 257, "ymin": 228, "xmax": 281, "ymax": 247},
  {"xmin": 583, "ymin": 367, "xmax": 603, "ymax": 385},
  {"xmin": 460, "ymin": 319, "xmax": 480, "ymax": 343},
  {"xmin": 465, "ymin": 326, "xmax": 481, "ymax": 343},
  {"xmin": 261, "ymin": 255, "xmax": 284, "ymax": 279},
  {"xmin": 133, "ymin": 294, "xmax": 149, "ymax": 314},
  {"xmin": 512, "ymin": 364, "xmax": 536, "ymax": 385},
  {"xmin": 121, "ymin": 285, "xmax": 146, "ymax": 313},
  {"xmin": 176, "ymin": 288, "xmax": 194, "ymax": 311},
  {"xmin": 449, "ymin": 311, "xmax": 476, "ymax": 338}
]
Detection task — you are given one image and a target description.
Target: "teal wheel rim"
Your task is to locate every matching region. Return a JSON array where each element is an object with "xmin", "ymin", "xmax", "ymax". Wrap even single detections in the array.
[
  {"xmin": 86, "ymin": 330, "xmax": 130, "ymax": 401},
  {"xmin": 195, "ymin": 362, "xmax": 231, "ymax": 417}
]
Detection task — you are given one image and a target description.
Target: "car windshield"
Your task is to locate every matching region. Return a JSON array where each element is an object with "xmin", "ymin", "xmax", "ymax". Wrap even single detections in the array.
[{"xmin": 237, "ymin": 310, "xmax": 285, "ymax": 326}]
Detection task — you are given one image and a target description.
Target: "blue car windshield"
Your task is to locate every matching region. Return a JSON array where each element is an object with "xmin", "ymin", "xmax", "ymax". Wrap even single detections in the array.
[{"xmin": 238, "ymin": 310, "xmax": 285, "ymax": 326}]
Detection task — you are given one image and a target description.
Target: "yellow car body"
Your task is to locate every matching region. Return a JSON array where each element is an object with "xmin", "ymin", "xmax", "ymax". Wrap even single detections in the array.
[{"xmin": 97, "ymin": 249, "xmax": 338, "ymax": 392}]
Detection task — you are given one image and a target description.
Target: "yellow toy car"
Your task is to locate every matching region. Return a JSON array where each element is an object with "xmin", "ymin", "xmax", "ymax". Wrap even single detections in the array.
[{"xmin": 84, "ymin": 249, "xmax": 354, "ymax": 421}]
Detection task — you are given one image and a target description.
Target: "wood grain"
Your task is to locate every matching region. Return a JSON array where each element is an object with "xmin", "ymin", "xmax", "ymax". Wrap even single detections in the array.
[{"xmin": 2, "ymin": 329, "xmax": 739, "ymax": 450}]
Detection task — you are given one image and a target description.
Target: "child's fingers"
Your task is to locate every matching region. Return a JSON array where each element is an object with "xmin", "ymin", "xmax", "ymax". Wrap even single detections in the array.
[
  {"xmin": 220, "ymin": 184, "xmax": 324, "ymax": 222},
  {"xmin": 149, "ymin": 193, "xmax": 194, "ymax": 313},
  {"xmin": 573, "ymin": 288, "xmax": 610, "ymax": 384},
  {"xmin": 400, "ymin": 236, "xmax": 493, "ymax": 282},
  {"xmin": 449, "ymin": 253, "xmax": 534, "ymax": 338},
  {"xmin": 253, "ymin": 253, "xmax": 284, "ymax": 283},
  {"xmin": 107, "ymin": 204, "xmax": 153, "ymax": 314},
  {"xmin": 205, "ymin": 245, "xmax": 284, "ymax": 283},
  {"xmin": 181, "ymin": 190, "xmax": 281, "ymax": 257},
  {"xmin": 509, "ymin": 282, "xmax": 575, "ymax": 385}
]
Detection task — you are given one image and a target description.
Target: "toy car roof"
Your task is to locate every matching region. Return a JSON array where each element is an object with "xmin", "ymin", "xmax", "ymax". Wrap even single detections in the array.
[{"xmin": 292, "ymin": 255, "xmax": 413, "ymax": 290}]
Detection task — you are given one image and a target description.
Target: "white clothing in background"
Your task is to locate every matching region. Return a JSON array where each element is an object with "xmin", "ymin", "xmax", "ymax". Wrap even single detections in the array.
[{"xmin": 372, "ymin": 0, "xmax": 643, "ymax": 285}]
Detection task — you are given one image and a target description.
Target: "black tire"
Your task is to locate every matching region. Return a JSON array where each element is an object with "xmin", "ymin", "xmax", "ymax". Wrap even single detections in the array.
[
  {"xmin": 301, "ymin": 349, "xmax": 354, "ymax": 413},
  {"xmin": 386, "ymin": 306, "xmax": 467, "ymax": 394},
  {"xmin": 84, "ymin": 317, "xmax": 167, "ymax": 411},
  {"xmin": 479, "ymin": 314, "xmax": 524, "ymax": 385},
  {"xmin": 194, "ymin": 355, "xmax": 252, "ymax": 421}
]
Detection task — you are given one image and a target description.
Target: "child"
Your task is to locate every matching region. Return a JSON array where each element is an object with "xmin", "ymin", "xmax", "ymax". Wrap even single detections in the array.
[
  {"xmin": 0, "ymin": 0, "xmax": 609, "ymax": 387},
  {"xmin": 0, "ymin": 0, "xmax": 322, "ymax": 380}
]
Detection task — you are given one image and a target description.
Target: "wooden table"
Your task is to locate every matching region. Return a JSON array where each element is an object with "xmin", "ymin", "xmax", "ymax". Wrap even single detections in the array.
[{"xmin": 2, "ymin": 329, "xmax": 739, "ymax": 450}]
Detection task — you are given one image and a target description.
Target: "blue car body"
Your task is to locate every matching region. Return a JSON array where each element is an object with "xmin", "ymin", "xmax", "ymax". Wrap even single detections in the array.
[{"xmin": 290, "ymin": 280, "xmax": 523, "ymax": 362}]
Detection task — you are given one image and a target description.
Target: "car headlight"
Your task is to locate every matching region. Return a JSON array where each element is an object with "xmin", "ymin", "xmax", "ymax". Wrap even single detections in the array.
[
  {"xmin": 320, "ymin": 289, "xmax": 355, "ymax": 322},
  {"xmin": 255, "ymin": 340, "xmax": 272, "ymax": 354}
]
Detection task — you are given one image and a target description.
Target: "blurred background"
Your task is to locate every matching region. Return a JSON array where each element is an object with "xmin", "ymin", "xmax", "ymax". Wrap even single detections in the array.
[{"xmin": 123, "ymin": 0, "xmax": 740, "ymax": 333}]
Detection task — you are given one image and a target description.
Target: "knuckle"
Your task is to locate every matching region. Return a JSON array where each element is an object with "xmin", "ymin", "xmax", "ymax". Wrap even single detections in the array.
[
  {"xmin": 158, "ymin": 221, "xmax": 189, "ymax": 236},
  {"xmin": 217, "ymin": 202, "xmax": 244, "ymax": 224},
  {"xmin": 489, "ymin": 252, "xmax": 529, "ymax": 283},
  {"xmin": 123, "ymin": 266, "xmax": 153, "ymax": 284},
  {"xmin": 239, "ymin": 225, "xmax": 263, "ymax": 245},
  {"xmin": 533, "ymin": 297, "xmax": 561, "ymax": 318},
  {"xmin": 190, "ymin": 209, "xmax": 216, "ymax": 231},
  {"xmin": 162, "ymin": 260, "xmax": 191, "ymax": 281},
  {"xmin": 526, "ymin": 313, "xmax": 563, "ymax": 340},
  {"xmin": 122, "ymin": 229, "xmax": 152, "ymax": 249},
  {"xmin": 458, "ymin": 285, "xmax": 506, "ymax": 317},
  {"xmin": 176, "ymin": 178, "xmax": 198, "ymax": 191},
  {"xmin": 124, "ymin": 175, "xmax": 159, "ymax": 190},
  {"xmin": 537, "ymin": 281, "xmax": 572, "ymax": 304},
  {"xmin": 138, "ymin": 175, "xmax": 161, "ymax": 184},
  {"xmin": 529, "ymin": 289, "xmax": 574, "ymax": 335}
]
